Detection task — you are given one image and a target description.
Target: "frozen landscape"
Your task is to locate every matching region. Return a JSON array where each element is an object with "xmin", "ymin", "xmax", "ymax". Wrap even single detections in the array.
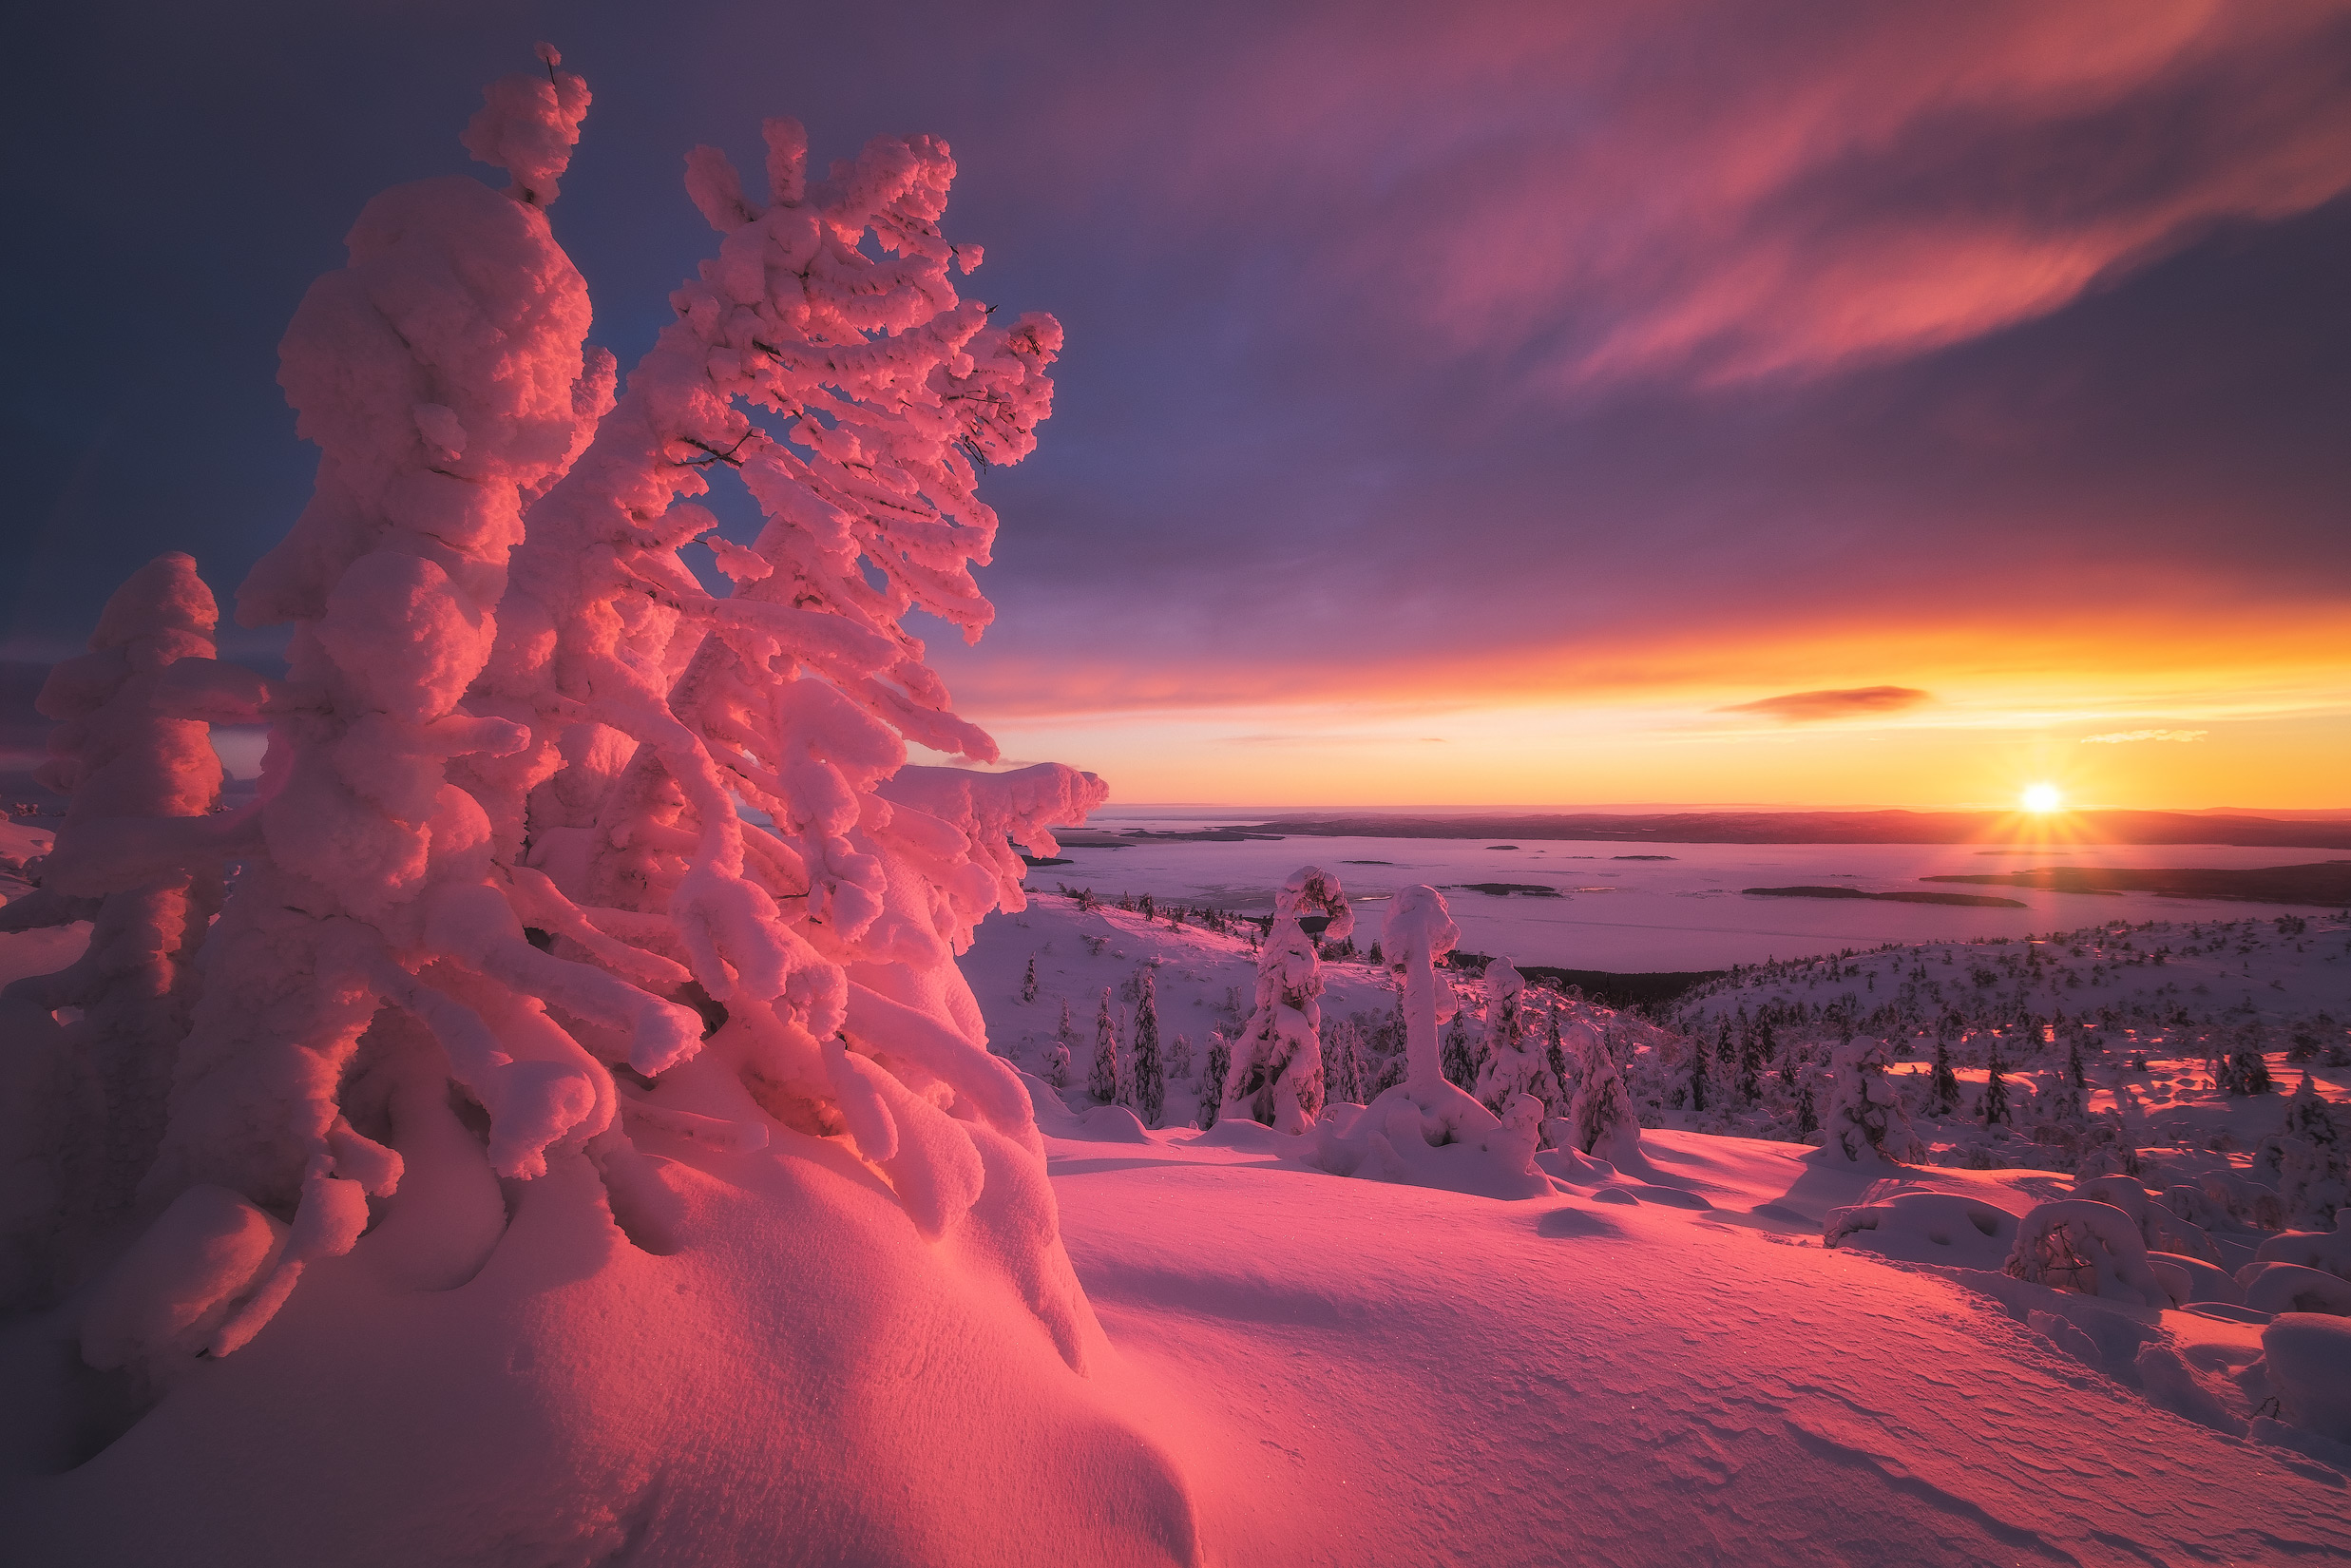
[{"xmin": 4, "ymin": 25, "xmax": 2350, "ymax": 1568}]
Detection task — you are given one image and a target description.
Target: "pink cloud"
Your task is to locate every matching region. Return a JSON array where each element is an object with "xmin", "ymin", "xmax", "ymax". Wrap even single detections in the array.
[{"xmin": 1068, "ymin": 0, "xmax": 2351, "ymax": 388}]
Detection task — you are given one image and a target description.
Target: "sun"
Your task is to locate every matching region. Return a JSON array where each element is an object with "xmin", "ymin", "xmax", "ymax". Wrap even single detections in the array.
[{"xmin": 2021, "ymin": 783, "xmax": 2063, "ymax": 813}]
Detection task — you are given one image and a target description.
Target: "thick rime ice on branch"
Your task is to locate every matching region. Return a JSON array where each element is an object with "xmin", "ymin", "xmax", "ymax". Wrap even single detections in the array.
[
  {"xmin": 1220, "ymin": 866, "xmax": 1349, "ymax": 1133},
  {"xmin": 0, "ymin": 556, "xmax": 224, "ymax": 1306},
  {"xmin": 1310, "ymin": 886, "xmax": 1547, "ymax": 1199},
  {"xmin": 34, "ymin": 52, "xmax": 1102, "ymax": 1381}
]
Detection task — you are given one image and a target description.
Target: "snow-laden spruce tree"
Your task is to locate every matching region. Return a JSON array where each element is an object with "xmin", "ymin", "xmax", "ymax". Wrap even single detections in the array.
[
  {"xmin": 1816, "ymin": 1035, "xmax": 1922, "ymax": 1164},
  {"xmin": 0, "ymin": 555, "xmax": 224, "ymax": 1307},
  {"xmin": 1198, "ymin": 1030, "xmax": 1231, "ymax": 1130},
  {"xmin": 10, "ymin": 55, "xmax": 1198, "ymax": 1566},
  {"xmin": 1219, "ymin": 866, "xmax": 1350, "ymax": 1132},
  {"xmin": 1472, "ymin": 958, "xmax": 1559, "ymax": 1119},
  {"xmin": 1563, "ymin": 1021, "xmax": 1642, "ymax": 1166},
  {"xmin": 2270, "ymin": 1072, "xmax": 2349, "ymax": 1228},
  {"xmin": 1091, "ymin": 987, "xmax": 1122, "ymax": 1104},
  {"xmin": 1130, "ymin": 967, "xmax": 1165, "ymax": 1128}
]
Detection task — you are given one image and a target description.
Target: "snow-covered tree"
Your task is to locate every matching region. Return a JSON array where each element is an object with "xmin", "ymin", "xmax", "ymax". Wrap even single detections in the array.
[
  {"xmin": 1323, "ymin": 1017, "xmax": 1361, "ymax": 1104},
  {"xmin": 1818, "ymin": 1036, "xmax": 1921, "ymax": 1164},
  {"xmin": 1473, "ymin": 958, "xmax": 1558, "ymax": 1118},
  {"xmin": 1022, "ymin": 955, "xmax": 1037, "ymax": 1003},
  {"xmin": 1928, "ymin": 1036, "xmax": 1960, "ymax": 1116},
  {"xmin": 1220, "ymin": 866, "xmax": 1350, "ymax": 1132},
  {"xmin": 2271, "ymin": 1072, "xmax": 2348, "ymax": 1228},
  {"xmin": 1685, "ymin": 1024, "xmax": 1709, "ymax": 1115},
  {"xmin": 1199, "ymin": 1031, "xmax": 1232, "ymax": 1129},
  {"xmin": 1090, "ymin": 987, "xmax": 1121, "ymax": 1104},
  {"xmin": 1130, "ymin": 968, "xmax": 1164, "ymax": 1128},
  {"xmin": 1169, "ymin": 1032, "xmax": 1194, "ymax": 1081},
  {"xmin": 48, "ymin": 52, "xmax": 1101, "ymax": 1368},
  {"xmin": 2217, "ymin": 1024, "xmax": 2273, "ymax": 1095},
  {"xmin": 1441, "ymin": 1013, "xmax": 1478, "ymax": 1091},
  {"xmin": 0, "ymin": 555, "xmax": 225, "ymax": 1306},
  {"xmin": 1566, "ymin": 1020, "xmax": 1642, "ymax": 1165},
  {"xmin": 1981, "ymin": 1041, "xmax": 2013, "ymax": 1125},
  {"xmin": 4, "ymin": 57, "xmax": 1233, "ymax": 1560}
]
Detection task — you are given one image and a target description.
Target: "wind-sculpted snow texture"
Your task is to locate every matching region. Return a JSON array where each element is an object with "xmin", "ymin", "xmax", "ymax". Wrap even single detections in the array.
[
  {"xmin": 1219, "ymin": 866, "xmax": 1349, "ymax": 1133},
  {"xmin": 0, "ymin": 53, "xmax": 1207, "ymax": 1568}
]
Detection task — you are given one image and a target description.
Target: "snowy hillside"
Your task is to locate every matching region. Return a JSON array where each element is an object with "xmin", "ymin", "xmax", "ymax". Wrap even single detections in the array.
[{"xmin": 958, "ymin": 889, "xmax": 2351, "ymax": 1562}]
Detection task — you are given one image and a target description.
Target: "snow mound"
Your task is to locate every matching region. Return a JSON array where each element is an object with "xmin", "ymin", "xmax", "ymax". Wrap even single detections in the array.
[
  {"xmin": 1825, "ymin": 1191, "xmax": 2020, "ymax": 1271},
  {"xmin": 1309, "ymin": 1080, "xmax": 1550, "ymax": 1200},
  {"xmin": 2242, "ymin": 1262, "xmax": 2351, "ymax": 1317},
  {"xmin": 2258, "ymin": 1313, "xmax": 2351, "ymax": 1444},
  {"xmin": 2255, "ymin": 1218, "xmax": 2351, "ymax": 1282},
  {"xmin": 2004, "ymin": 1198, "xmax": 2173, "ymax": 1308}
]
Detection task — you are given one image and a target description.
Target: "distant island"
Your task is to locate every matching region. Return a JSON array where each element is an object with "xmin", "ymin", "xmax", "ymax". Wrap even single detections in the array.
[
  {"xmin": 1206, "ymin": 809, "xmax": 2351, "ymax": 849},
  {"xmin": 1450, "ymin": 883, "xmax": 1564, "ymax": 897},
  {"xmin": 1923, "ymin": 862, "xmax": 2351, "ymax": 907},
  {"xmin": 1743, "ymin": 885, "xmax": 2029, "ymax": 908}
]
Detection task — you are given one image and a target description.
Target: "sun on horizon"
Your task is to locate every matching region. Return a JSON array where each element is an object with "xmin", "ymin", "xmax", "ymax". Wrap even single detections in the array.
[{"xmin": 2021, "ymin": 782, "xmax": 2063, "ymax": 813}]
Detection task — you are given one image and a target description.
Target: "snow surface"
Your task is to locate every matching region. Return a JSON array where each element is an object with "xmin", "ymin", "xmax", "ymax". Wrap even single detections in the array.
[{"xmin": 947, "ymin": 892, "xmax": 2351, "ymax": 1561}]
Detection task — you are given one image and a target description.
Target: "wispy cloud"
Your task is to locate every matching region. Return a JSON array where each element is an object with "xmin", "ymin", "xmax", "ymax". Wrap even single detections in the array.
[
  {"xmin": 2080, "ymin": 728, "xmax": 2209, "ymax": 744},
  {"xmin": 1715, "ymin": 686, "xmax": 1932, "ymax": 723}
]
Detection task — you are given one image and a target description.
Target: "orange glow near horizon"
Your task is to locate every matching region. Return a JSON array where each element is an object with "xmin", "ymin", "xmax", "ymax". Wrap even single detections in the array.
[
  {"xmin": 2021, "ymin": 784, "xmax": 2062, "ymax": 813},
  {"xmin": 947, "ymin": 597, "xmax": 2351, "ymax": 811}
]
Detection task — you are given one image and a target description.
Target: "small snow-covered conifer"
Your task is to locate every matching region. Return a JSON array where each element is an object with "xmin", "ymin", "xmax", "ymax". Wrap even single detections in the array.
[
  {"xmin": 1130, "ymin": 969, "xmax": 1164, "ymax": 1127},
  {"xmin": 1473, "ymin": 959, "xmax": 1559, "ymax": 1117},
  {"xmin": 1090, "ymin": 988, "xmax": 1121, "ymax": 1104},
  {"xmin": 0, "ymin": 555, "xmax": 225, "ymax": 1306},
  {"xmin": 1199, "ymin": 1032, "xmax": 1232, "ymax": 1129},
  {"xmin": 1982, "ymin": 1042, "xmax": 2013, "ymax": 1126},
  {"xmin": 1567, "ymin": 1020, "xmax": 1641, "ymax": 1164},
  {"xmin": 1929, "ymin": 1037, "xmax": 1960, "ymax": 1115},
  {"xmin": 1820, "ymin": 1036, "xmax": 1921, "ymax": 1163},
  {"xmin": 1442, "ymin": 1014, "xmax": 1478, "ymax": 1091},
  {"xmin": 1169, "ymin": 1032, "xmax": 1194, "ymax": 1080},
  {"xmin": 1043, "ymin": 1041, "xmax": 1071, "ymax": 1090},
  {"xmin": 1022, "ymin": 956, "xmax": 1037, "ymax": 1004},
  {"xmin": 1686, "ymin": 1026, "xmax": 1710, "ymax": 1115},
  {"xmin": 2217, "ymin": 1025, "xmax": 2273, "ymax": 1095},
  {"xmin": 2273, "ymin": 1072, "xmax": 2348, "ymax": 1227},
  {"xmin": 1220, "ymin": 866, "xmax": 1350, "ymax": 1132}
]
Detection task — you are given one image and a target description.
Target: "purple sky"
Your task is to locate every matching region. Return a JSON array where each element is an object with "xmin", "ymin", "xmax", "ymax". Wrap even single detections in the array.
[{"xmin": 5, "ymin": 1, "xmax": 2348, "ymax": 806}]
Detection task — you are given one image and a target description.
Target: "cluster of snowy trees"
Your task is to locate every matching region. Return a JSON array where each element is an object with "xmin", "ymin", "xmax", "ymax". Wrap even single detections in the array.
[{"xmin": 0, "ymin": 49, "xmax": 1104, "ymax": 1371}]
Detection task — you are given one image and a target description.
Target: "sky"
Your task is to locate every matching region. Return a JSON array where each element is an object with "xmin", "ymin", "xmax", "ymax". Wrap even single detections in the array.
[{"xmin": 4, "ymin": 0, "xmax": 2348, "ymax": 812}]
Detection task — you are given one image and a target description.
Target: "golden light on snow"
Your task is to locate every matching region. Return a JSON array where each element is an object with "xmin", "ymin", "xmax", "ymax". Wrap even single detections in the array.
[{"xmin": 2021, "ymin": 783, "xmax": 2062, "ymax": 813}]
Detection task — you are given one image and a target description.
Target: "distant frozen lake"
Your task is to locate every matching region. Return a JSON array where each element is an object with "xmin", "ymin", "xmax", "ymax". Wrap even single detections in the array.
[{"xmin": 1021, "ymin": 832, "xmax": 2338, "ymax": 972}]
